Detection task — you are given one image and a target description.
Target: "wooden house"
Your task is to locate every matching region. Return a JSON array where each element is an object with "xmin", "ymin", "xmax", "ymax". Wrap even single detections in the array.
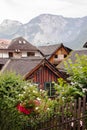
[
  {"xmin": 0, "ymin": 37, "xmax": 42, "ymax": 58},
  {"xmin": 38, "ymin": 43, "xmax": 72, "ymax": 66},
  {"xmin": 1, "ymin": 57, "xmax": 66, "ymax": 97}
]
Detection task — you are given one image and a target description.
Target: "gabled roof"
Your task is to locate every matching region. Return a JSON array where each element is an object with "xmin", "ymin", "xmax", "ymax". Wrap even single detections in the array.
[
  {"xmin": 1, "ymin": 57, "xmax": 43, "ymax": 76},
  {"xmin": 38, "ymin": 44, "xmax": 62, "ymax": 56},
  {"xmin": 83, "ymin": 42, "xmax": 87, "ymax": 48},
  {"xmin": 0, "ymin": 39, "xmax": 11, "ymax": 49},
  {"xmin": 8, "ymin": 37, "xmax": 38, "ymax": 51},
  {"xmin": 1, "ymin": 56, "xmax": 66, "ymax": 80},
  {"xmin": 0, "ymin": 58, "xmax": 9, "ymax": 65},
  {"xmin": 57, "ymin": 49, "xmax": 87, "ymax": 70},
  {"xmin": 25, "ymin": 58, "xmax": 66, "ymax": 80},
  {"xmin": 38, "ymin": 43, "xmax": 72, "ymax": 57}
]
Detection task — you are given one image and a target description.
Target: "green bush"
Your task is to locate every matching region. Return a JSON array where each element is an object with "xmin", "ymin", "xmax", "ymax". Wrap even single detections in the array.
[
  {"xmin": 64, "ymin": 54, "xmax": 87, "ymax": 92},
  {"xmin": 17, "ymin": 82, "xmax": 57, "ymax": 128},
  {"xmin": 0, "ymin": 72, "xmax": 27, "ymax": 130},
  {"xmin": 54, "ymin": 78, "xmax": 84, "ymax": 104},
  {"xmin": 0, "ymin": 72, "xmax": 57, "ymax": 130}
]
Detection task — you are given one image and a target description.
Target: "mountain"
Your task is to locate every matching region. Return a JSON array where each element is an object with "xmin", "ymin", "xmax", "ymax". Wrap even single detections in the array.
[{"xmin": 0, "ymin": 14, "xmax": 87, "ymax": 49}]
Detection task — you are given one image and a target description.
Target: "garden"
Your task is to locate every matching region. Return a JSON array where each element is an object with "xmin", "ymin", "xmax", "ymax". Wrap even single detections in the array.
[{"xmin": 0, "ymin": 55, "xmax": 87, "ymax": 130}]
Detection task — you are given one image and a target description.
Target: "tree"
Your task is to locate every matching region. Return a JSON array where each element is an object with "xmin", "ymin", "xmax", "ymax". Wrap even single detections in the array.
[
  {"xmin": 64, "ymin": 54, "xmax": 87, "ymax": 93},
  {"xmin": 54, "ymin": 78, "xmax": 84, "ymax": 104}
]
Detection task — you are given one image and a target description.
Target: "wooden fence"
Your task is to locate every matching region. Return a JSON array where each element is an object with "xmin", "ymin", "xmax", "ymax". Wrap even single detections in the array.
[{"xmin": 24, "ymin": 96, "xmax": 87, "ymax": 130}]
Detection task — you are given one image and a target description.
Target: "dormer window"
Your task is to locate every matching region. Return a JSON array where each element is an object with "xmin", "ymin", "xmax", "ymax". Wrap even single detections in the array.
[
  {"xmin": 23, "ymin": 40, "xmax": 26, "ymax": 44},
  {"xmin": 15, "ymin": 49, "xmax": 18, "ymax": 52},
  {"xmin": 18, "ymin": 49, "xmax": 20, "ymax": 52},
  {"xmin": 19, "ymin": 40, "xmax": 22, "ymax": 44},
  {"xmin": 15, "ymin": 49, "xmax": 20, "ymax": 52}
]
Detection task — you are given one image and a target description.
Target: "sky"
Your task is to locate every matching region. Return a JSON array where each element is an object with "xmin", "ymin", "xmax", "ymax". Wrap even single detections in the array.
[{"xmin": 0, "ymin": 0, "xmax": 87, "ymax": 24}]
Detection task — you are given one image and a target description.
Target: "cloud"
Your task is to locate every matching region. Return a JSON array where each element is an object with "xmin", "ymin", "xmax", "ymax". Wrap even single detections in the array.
[
  {"xmin": 63, "ymin": 0, "xmax": 87, "ymax": 5},
  {"xmin": 2, "ymin": 0, "xmax": 17, "ymax": 6},
  {"xmin": 0, "ymin": 0, "xmax": 87, "ymax": 23}
]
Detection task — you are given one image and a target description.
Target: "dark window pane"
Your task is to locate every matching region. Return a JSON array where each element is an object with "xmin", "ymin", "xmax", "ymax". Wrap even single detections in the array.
[{"xmin": 45, "ymin": 82, "xmax": 55, "ymax": 97}]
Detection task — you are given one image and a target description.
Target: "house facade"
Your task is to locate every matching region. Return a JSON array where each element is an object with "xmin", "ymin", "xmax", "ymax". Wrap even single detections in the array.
[
  {"xmin": 1, "ymin": 57, "xmax": 66, "ymax": 97},
  {"xmin": 0, "ymin": 37, "xmax": 71, "ymax": 97},
  {"xmin": 0, "ymin": 37, "xmax": 42, "ymax": 59},
  {"xmin": 38, "ymin": 43, "xmax": 72, "ymax": 66}
]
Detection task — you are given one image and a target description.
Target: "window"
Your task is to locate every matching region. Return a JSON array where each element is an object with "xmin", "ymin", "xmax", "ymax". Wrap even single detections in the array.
[
  {"xmin": 64, "ymin": 54, "xmax": 67, "ymax": 58},
  {"xmin": 45, "ymin": 82, "xmax": 55, "ymax": 97},
  {"xmin": 23, "ymin": 40, "xmax": 26, "ymax": 44},
  {"xmin": 9, "ymin": 52, "xmax": 13, "ymax": 58},
  {"xmin": 19, "ymin": 40, "xmax": 22, "ymax": 44},
  {"xmin": 27, "ymin": 52, "xmax": 35, "ymax": 56},
  {"xmin": 58, "ymin": 54, "xmax": 64, "ymax": 60},
  {"xmin": 54, "ymin": 55, "xmax": 58, "ymax": 58}
]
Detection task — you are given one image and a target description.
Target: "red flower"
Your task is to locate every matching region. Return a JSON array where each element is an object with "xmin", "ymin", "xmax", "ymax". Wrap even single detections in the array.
[{"xmin": 17, "ymin": 104, "xmax": 32, "ymax": 115}]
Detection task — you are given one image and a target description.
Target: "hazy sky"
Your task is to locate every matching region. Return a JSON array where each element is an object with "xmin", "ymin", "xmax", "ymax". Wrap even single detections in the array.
[{"xmin": 0, "ymin": 0, "xmax": 87, "ymax": 23}]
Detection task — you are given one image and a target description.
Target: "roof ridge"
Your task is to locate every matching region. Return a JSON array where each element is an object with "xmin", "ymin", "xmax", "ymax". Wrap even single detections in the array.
[
  {"xmin": 38, "ymin": 43, "xmax": 62, "ymax": 47},
  {"xmin": 8, "ymin": 37, "xmax": 38, "ymax": 50}
]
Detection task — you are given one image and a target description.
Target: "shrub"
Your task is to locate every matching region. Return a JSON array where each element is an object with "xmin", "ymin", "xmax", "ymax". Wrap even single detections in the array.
[
  {"xmin": 0, "ymin": 72, "xmax": 28, "ymax": 130},
  {"xmin": 17, "ymin": 83, "xmax": 57, "ymax": 128},
  {"xmin": 64, "ymin": 54, "xmax": 87, "ymax": 93},
  {"xmin": 54, "ymin": 78, "xmax": 84, "ymax": 104},
  {"xmin": 0, "ymin": 72, "xmax": 57, "ymax": 130}
]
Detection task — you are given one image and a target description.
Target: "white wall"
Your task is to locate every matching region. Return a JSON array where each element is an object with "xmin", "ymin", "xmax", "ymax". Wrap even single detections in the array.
[
  {"xmin": 35, "ymin": 52, "xmax": 43, "ymax": 57},
  {"xmin": 3, "ymin": 53, "xmax": 9, "ymax": 58},
  {"xmin": 22, "ymin": 52, "xmax": 27, "ymax": 57},
  {"xmin": 0, "ymin": 52, "xmax": 9, "ymax": 58},
  {"xmin": 0, "ymin": 53, "xmax": 3, "ymax": 58}
]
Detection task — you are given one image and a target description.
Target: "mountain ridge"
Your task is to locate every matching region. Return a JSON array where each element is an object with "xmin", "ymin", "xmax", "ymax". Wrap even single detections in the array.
[{"xmin": 0, "ymin": 14, "xmax": 87, "ymax": 49}]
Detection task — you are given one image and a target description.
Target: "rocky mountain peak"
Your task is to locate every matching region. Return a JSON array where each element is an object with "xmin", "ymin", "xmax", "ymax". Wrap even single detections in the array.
[{"xmin": 0, "ymin": 14, "xmax": 87, "ymax": 49}]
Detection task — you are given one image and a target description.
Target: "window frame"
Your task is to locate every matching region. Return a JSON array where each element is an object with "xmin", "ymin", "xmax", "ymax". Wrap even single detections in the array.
[{"xmin": 44, "ymin": 82, "xmax": 55, "ymax": 97}]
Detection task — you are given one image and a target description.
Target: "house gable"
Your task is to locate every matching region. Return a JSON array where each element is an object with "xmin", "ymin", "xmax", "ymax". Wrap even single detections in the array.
[
  {"xmin": 8, "ymin": 37, "xmax": 38, "ymax": 51},
  {"xmin": 24, "ymin": 59, "xmax": 65, "ymax": 89},
  {"xmin": 38, "ymin": 44, "xmax": 72, "ymax": 66},
  {"xmin": 48, "ymin": 44, "xmax": 71, "ymax": 65},
  {"xmin": 0, "ymin": 37, "xmax": 43, "ymax": 58}
]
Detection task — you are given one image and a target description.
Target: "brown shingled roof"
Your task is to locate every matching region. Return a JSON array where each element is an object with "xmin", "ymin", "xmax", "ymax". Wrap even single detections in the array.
[
  {"xmin": 8, "ymin": 37, "xmax": 38, "ymax": 51},
  {"xmin": 38, "ymin": 44, "xmax": 62, "ymax": 56},
  {"xmin": 38, "ymin": 43, "xmax": 72, "ymax": 57},
  {"xmin": 1, "ymin": 56, "xmax": 66, "ymax": 80},
  {"xmin": 0, "ymin": 58, "xmax": 9, "ymax": 64},
  {"xmin": 1, "ymin": 57, "xmax": 44, "ymax": 76}
]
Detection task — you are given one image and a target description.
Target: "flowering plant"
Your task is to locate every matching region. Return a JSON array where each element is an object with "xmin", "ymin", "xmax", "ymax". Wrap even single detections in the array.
[
  {"xmin": 17, "ymin": 99, "xmax": 41, "ymax": 115},
  {"xmin": 16, "ymin": 83, "xmax": 55, "ymax": 113},
  {"xmin": 17, "ymin": 103, "xmax": 32, "ymax": 115},
  {"xmin": 0, "ymin": 72, "xmax": 57, "ymax": 130},
  {"xmin": 16, "ymin": 82, "xmax": 57, "ymax": 128}
]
